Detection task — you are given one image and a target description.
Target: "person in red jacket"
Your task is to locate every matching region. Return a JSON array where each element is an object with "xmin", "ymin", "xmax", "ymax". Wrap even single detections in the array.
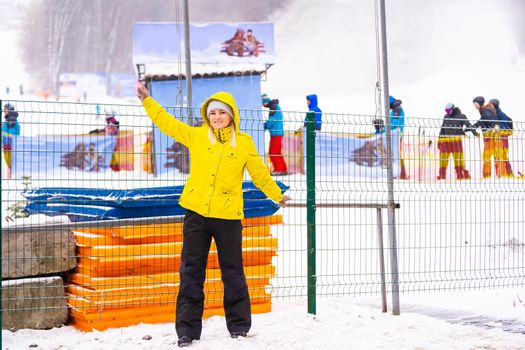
[{"xmin": 262, "ymin": 93, "xmax": 288, "ymax": 175}]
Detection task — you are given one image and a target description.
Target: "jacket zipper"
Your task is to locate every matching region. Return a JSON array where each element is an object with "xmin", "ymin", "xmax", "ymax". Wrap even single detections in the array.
[{"xmin": 207, "ymin": 143, "xmax": 225, "ymax": 216}]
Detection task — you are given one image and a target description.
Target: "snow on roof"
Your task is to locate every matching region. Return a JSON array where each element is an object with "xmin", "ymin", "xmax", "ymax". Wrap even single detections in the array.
[{"xmin": 143, "ymin": 62, "xmax": 270, "ymax": 80}]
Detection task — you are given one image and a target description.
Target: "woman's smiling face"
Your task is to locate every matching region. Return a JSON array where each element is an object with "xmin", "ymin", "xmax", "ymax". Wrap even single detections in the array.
[{"xmin": 208, "ymin": 109, "xmax": 232, "ymax": 129}]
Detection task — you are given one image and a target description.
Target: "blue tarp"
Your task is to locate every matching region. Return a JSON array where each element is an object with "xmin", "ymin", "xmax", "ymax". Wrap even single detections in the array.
[
  {"xmin": 22, "ymin": 181, "xmax": 289, "ymax": 207},
  {"xmin": 23, "ymin": 181, "xmax": 289, "ymax": 222},
  {"xmin": 25, "ymin": 199, "xmax": 281, "ymax": 222}
]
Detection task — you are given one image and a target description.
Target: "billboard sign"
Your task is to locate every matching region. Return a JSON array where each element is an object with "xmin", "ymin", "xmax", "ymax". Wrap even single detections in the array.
[{"xmin": 133, "ymin": 22, "xmax": 275, "ymax": 65}]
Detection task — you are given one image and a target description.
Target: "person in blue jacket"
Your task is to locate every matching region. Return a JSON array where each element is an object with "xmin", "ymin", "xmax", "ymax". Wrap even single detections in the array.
[
  {"xmin": 2, "ymin": 103, "xmax": 20, "ymax": 172},
  {"xmin": 389, "ymin": 96, "xmax": 408, "ymax": 179},
  {"xmin": 389, "ymin": 96, "xmax": 405, "ymax": 133},
  {"xmin": 2, "ymin": 103, "xmax": 20, "ymax": 134},
  {"xmin": 490, "ymin": 98, "xmax": 513, "ymax": 177},
  {"xmin": 305, "ymin": 94, "xmax": 322, "ymax": 131},
  {"xmin": 262, "ymin": 93, "xmax": 288, "ymax": 175},
  {"xmin": 472, "ymin": 96, "xmax": 499, "ymax": 178}
]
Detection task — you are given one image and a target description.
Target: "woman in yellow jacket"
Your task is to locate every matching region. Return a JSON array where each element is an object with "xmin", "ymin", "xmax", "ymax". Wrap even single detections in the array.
[{"xmin": 137, "ymin": 84, "xmax": 290, "ymax": 347}]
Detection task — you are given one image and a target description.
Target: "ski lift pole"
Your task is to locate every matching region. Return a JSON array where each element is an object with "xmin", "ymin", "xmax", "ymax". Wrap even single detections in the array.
[
  {"xmin": 305, "ymin": 112, "xmax": 316, "ymax": 315},
  {"xmin": 183, "ymin": 0, "xmax": 193, "ymax": 124},
  {"xmin": 377, "ymin": 0, "xmax": 400, "ymax": 315}
]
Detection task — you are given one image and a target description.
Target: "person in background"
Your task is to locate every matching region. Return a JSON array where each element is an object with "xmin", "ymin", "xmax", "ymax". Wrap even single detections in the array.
[
  {"xmin": 262, "ymin": 93, "xmax": 288, "ymax": 175},
  {"xmin": 490, "ymin": 98, "xmax": 513, "ymax": 177},
  {"xmin": 304, "ymin": 94, "xmax": 322, "ymax": 131},
  {"xmin": 389, "ymin": 95, "xmax": 408, "ymax": 179},
  {"xmin": 104, "ymin": 112, "xmax": 120, "ymax": 136},
  {"xmin": 389, "ymin": 96, "xmax": 405, "ymax": 133},
  {"xmin": 86, "ymin": 142, "xmax": 102, "ymax": 172},
  {"xmin": 472, "ymin": 96, "xmax": 499, "ymax": 178},
  {"xmin": 373, "ymin": 118, "xmax": 385, "ymax": 134},
  {"xmin": 245, "ymin": 29, "xmax": 261, "ymax": 57},
  {"xmin": 372, "ymin": 118, "xmax": 388, "ymax": 167},
  {"xmin": 2, "ymin": 103, "xmax": 20, "ymax": 175},
  {"xmin": 223, "ymin": 28, "xmax": 245, "ymax": 57},
  {"xmin": 137, "ymin": 84, "xmax": 290, "ymax": 348},
  {"xmin": 437, "ymin": 103, "xmax": 478, "ymax": 180},
  {"xmin": 89, "ymin": 111, "xmax": 120, "ymax": 136}
]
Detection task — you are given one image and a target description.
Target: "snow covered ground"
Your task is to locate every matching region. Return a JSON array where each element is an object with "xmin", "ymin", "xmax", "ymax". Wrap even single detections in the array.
[
  {"xmin": 2, "ymin": 292, "xmax": 524, "ymax": 350},
  {"xmin": 2, "ymin": 182, "xmax": 524, "ymax": 349}
]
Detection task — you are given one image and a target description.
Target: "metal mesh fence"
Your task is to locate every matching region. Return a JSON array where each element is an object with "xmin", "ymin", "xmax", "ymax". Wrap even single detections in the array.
[{"xmin": 1, "ymin": 99, "xmax": 523, "ymax": 331}]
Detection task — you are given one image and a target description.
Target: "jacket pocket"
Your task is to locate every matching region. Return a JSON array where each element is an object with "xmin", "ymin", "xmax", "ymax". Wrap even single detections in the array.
[
  {"xmin": 222, "ymin": 150, "xmax": 243, "ymax": 175},
  {"xmin": 181, "ymin": 187, "xmax": 201, "ymax": 208},
  {"xmin": 214, "ymin": 190, "xmax": 241, "ymax": 216}
]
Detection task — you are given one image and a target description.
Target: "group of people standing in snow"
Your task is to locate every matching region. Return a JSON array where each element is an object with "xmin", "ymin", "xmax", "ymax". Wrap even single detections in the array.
[
  {"xmin": 1, "ymin": 91, "xmax": 516, "ymax": 181},
  {"xmin": 261, "ymin": 91, "xmax": 516, "ymax": 180},
  {"xmin": 437, "ymin": 96, "xmax": 514, "ymax": 180}
]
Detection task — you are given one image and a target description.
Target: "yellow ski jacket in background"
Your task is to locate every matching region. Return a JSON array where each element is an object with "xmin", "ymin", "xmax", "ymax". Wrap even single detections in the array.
[{"xmin": 142, "ymin": 91, "xmax": 284, "ymax": 220}]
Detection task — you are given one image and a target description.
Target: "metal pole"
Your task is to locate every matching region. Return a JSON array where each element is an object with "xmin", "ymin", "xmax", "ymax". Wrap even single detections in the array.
[
  {"xmin": 182, "ymin": 0, "xmax": 193, "ymax": 124},
  {"xmin": 376, "ymin": 208, "xmax": 388, "ymax": 313},
  {"xmin": 377, "ymin": 0, "xmax": 400, "ymax": 315},
  {"xmin": 305, "ymin": 112, "xmax": 316, "ymax": 315}
]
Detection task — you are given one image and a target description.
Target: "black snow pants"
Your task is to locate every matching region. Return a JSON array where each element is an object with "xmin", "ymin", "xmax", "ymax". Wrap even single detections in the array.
[{"xmin": 175, "ymin": 210, "xmax": 251, "ymax": 339}]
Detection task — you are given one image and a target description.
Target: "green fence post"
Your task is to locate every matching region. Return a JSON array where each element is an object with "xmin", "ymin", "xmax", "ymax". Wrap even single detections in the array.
[{"xmin": 305, "ymin": 111, "xmax": 316, "ymax": 315}]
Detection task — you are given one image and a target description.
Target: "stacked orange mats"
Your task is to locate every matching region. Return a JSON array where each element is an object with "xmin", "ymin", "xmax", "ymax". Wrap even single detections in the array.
[{"xmin": 67, "ymin": 215, "xmax": 282, "ymax": 331}]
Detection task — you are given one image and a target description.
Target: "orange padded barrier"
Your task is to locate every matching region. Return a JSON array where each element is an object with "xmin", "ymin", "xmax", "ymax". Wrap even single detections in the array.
[
  {"xmin": 69, "ymin": 302, "xmax": 272, "ymax": 332},
  {"xmin": 73, "ymin": 225, "xmax": 272, "ymax": 246},
  {"xmin": 69, "ymin": 265, "xmax": 275, "ymax": 291},
  {"xmin": 68, "ymin": 214, "xmax": 282, "ymax": 331}
]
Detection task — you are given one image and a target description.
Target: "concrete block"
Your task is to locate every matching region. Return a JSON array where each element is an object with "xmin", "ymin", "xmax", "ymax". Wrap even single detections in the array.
[
  {"xmin": 2, "ymin": 276, "xmax": 68, "ymax": 330},
  {"xmin": 2, "ymin": 228, "xmax": 77, "ymax": 279}
]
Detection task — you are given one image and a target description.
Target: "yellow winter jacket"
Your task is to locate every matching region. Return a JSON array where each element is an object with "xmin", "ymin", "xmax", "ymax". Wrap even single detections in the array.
[{"xmin": 142, "ymin": 91, "xmax": 284, "ymax": 220}]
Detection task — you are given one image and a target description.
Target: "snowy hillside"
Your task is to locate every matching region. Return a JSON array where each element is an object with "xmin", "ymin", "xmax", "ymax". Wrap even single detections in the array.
[
  {"xmin": 3, "ymin": 0, "xmax": 525, "ymax": 123},
  {"xmin": 0, "ymin": 27, "xmax": 30, "ymax": 96},
  {"xmin": 262, "ymin": 0, "xmax": 525, "ymax": 121}
]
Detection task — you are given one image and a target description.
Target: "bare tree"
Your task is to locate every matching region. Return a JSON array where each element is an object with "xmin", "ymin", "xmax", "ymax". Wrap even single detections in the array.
[
  {"xmin": 46, "ymin": 0, "xmax": 81, "ymax": 95},
  {"xmin": 21, "ymin": 2, "xmax": 49, "ymax": 90},
  {"xmin": 20, "ymin": 0, "xmax": 287, "ymax": 94}
]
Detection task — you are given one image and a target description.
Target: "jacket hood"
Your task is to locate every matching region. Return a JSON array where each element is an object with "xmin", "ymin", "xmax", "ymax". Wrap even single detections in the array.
[
  {"xmin": 446, "ymin": 106, "xmax": 462, "ymax": 116},
  {"xmin": 489, "ymin": 98, "xmax": 500, "ymax": 108},
  {"xmin": 306, "ymin": 94, "xmax": 318, "ymax": 109},
  {"xmin": 389, "ymin": 96, "xmax": 395, "ymax": 105},
  {"xmin": 200, "ymin": 91, "xmax": 240, "ymax": 134},
  {"xmin": 390, "ymin": 97, "xmax": 402, "ymax": 108},
  {"xmin": 473, "ymin": 96, "xmax": 485, "ymax": 106},
  {"xmin": 4, "ymin": 111, "xmax": 18, "ymax": 121},
  {"xmin": 268, "ymin": 99, "xmax": 280, "ymax": 110}
]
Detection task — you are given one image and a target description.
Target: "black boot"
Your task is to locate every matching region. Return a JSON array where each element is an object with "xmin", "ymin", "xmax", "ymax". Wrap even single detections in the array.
[
  {"xmin": 178, "ymin": 336, "xmax": 193, "ymax": 347},
  {"xmin": 230, "ymin": 331, "xmax": 248, "ymax": 338}
]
